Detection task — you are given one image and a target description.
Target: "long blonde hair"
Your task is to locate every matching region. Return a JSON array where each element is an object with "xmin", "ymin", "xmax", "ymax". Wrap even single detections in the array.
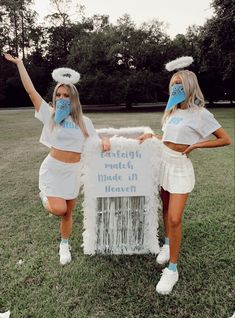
[
  {"xmin": 162, "ymin": 70, "xmax": 205, "ymax": 124},
  {"xmin": 51, "ymin": 83, "xmax": 89, "ymax": 137}
]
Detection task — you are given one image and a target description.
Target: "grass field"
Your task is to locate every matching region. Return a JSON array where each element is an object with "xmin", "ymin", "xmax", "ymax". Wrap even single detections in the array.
[{"xmin": 0, "ymin": 108, "xmax": 234, "ymax": 318}]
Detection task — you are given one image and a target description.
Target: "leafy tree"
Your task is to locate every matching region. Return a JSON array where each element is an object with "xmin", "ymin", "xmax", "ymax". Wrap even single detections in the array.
[
  {"xmin": 44, "ymin": 0, "xmax": 85, "ymax": 67},
  {"xmin": 0, "ymin": 0, "xmax": 41, "ymax": 107},
  {"xmin": 0, "ymin": 0, "xmax": 37, "ymax": 60},
  {"xmin": 198, "ymin": 0, "xmax": 235, "ymax": 103},
  {"xmin": 2, "ymin": 0, "xmax": 233, "ymax": 107},
  {"xmin": 68, "ymin": 15, "xmax": 126, "ymax": 104}
]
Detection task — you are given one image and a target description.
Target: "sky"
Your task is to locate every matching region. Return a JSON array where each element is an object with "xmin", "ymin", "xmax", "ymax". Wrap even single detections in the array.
[{"xmin": 33, "ymin": 0, "xmax": 214, "ymax": 38}]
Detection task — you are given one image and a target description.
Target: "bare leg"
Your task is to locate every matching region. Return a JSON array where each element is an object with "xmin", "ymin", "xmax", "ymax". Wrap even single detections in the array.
[
  {"xmin": 43, "ymin": 197, "xmax": 77, "ymax": 239},
  {"xmin": 168, "ymin": 193, "xmax": 189, "ymax": 263},
  {"xmin": 160, "ymin": 187, "xmax": 170, "ymax": 238},
  {"xmin": 60, "ymin": 199, "xmax": 76, "ymax": 239},
  {"xmin": 41, "ymin": 196, "xmax": 77, "ymax": 265},
  {"xmin": 156, "ymin": 188, "xmax": 171, "ymax": 264},
  {"xmin": 46, "ymin": 197, "xmax": 67, "ymax": 216}
]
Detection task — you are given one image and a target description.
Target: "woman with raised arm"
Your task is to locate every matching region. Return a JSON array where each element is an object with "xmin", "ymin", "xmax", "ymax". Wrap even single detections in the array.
[
  {"xmin": 4, "ymin": 53, "xmax": 110, "ymax": 266},
  {"xmin": 138, "ymin": 57, "xmax": 231, "ymax": 295}
]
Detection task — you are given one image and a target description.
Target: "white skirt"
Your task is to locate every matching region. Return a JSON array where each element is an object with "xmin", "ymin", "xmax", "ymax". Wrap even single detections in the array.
[
  {"xmin": 159, "ymin": 143, "xmax": 195, "ymax": 194},
  {"xmin": 39, "ymin": 154, "xmax": 81, "ymax": 200}
]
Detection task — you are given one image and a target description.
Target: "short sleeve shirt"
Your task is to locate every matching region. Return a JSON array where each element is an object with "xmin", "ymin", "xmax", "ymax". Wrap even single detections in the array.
[
  {"xmin": 35, "ymin": 99, "xmax": 99, "ymax": 152},
  {"xmin": 162, "ymin": 107, "xmax": 221, "ymax": 145}
]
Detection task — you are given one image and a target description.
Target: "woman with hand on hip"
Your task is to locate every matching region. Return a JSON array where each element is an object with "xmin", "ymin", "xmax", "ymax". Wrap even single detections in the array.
[
  {"xmin": 138, "ymin": 57, "xmax": 231, "ymax": 295},
  {"xmin": 4, "ymin": 53, "xmax": 110, "ymax": 266}
]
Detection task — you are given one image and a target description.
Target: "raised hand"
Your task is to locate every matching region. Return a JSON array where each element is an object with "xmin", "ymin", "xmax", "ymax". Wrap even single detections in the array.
[
  {"xmin": 4, "ymin": 52, "xmax": 42, "ymax": 110},
  {"xmin": 4, "ymin": 53, "xmax": 22, "ymax": 64}
]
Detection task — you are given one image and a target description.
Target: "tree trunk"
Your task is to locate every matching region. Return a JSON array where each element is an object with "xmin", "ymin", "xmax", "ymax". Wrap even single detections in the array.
[
  {"xmin": 13, "ymin": 9, "xmax": 19, "ymax": 56},
  {"xmin": 20, "ymin": 1, "xmax": 25, "ymax": 62}
]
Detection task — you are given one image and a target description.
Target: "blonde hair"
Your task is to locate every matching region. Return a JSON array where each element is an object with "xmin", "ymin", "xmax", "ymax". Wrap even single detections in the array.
[
  {"xmin": 51, "ymin": 83, "xmax": 89, "ymax": 137},
  {"xmin": 162, "ymin": 70, "xmax": 205, "ymax": 124}
]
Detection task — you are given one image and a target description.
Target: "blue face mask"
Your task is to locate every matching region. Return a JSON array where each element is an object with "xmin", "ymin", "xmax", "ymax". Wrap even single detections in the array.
[
  {"xmin": 165, "ymin": 84, "xmax": 186, "ymax": 111},
  {"xmin": 54, "ymin": 99, "xmax": 71, "ymax": 124}
]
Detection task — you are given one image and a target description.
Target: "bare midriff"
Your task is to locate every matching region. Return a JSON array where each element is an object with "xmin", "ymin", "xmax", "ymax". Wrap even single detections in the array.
[
  {"xmin": 50, "ymin": 147, "xmax": 81, "ymax": 163},
  {"xmin": 163, "ymin": 141, "xmax": 189, "ymax": 153}
]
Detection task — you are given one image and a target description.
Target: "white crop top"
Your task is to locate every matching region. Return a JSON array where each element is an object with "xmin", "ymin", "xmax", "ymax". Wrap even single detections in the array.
[
  {"xmin": 35, "ymin": 99, "xmax": 99, "ymax": 153},
  {"xmin": 162, "ymin": 107, "xmax": 221, "ymax": 145}
]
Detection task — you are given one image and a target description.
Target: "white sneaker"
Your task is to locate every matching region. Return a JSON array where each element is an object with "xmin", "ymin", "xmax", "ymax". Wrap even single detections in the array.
[
  {"xmin": 156, "ymin": 244, "xmax": 170, "ymax": 264},
  {"xmin": 59, "ymin": 243, "xmax": 71, "ymax": 265},
  {"xmin": 156, "ymin": 268, "xmax": 179, "ymax": 295},
  {"xmin": 39, "ymin": 191, "xmax": 48, "ymax": 209}
]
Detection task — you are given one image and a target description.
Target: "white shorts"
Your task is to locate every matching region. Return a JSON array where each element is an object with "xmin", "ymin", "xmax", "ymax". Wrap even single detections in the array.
[
  {"xmin": 39, "ymin": 154, "xmax": 82, "ymax": 200},
  {"xmin": 159, "ymin": 143, "xmax": 195, "ymax": 194}
]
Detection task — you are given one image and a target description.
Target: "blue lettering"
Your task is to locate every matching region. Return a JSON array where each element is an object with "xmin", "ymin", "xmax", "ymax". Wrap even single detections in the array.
[
  {"xmin": 169, "ymin": 117, "xmax": 183, "ymax": 125},
  {"xmin": 98, "ymin": 173, "xmax": 122, "ymax": 182},
  {"xmin": 104, "ymin": 161, "xmax": 134, "ymax": 170},
  {"xmin": 100, "ymin": 151, "xmax": 141, "ymax": 160},
  {"xmin": 105, "ymin": 185, "xmax": 136, "ymax": 193},
  {"xmin": 61, "ymin": 120, "xmax": 80, "ymax": 129}
]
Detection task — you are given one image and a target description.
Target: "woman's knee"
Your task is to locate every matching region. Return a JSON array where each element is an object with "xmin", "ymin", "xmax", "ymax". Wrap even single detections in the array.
[
  {"xmin": 61, "ymin": 209, "xmax": 73, "ymax": 220},
  {"xmin": 51, "ymin": 205, "xmax": 67, "ymax": 216},
  {"xmin": 169, "ymin": 216, "xmax": 182, "ymax": 228},
  {"xmin": 48, "ymin": 199, "xmax": 67, "ymax": 216}
]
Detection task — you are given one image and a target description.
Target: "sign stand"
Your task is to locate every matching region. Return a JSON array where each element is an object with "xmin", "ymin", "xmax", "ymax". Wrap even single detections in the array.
[{"xmin": 81, "ymin": 127, "xmax": 162, "ymax": 255}]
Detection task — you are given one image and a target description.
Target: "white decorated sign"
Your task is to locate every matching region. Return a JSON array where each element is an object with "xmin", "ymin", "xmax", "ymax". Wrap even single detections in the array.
[
  {"xmin": 81, "ymin": 127, "xmax": 162, "ymax": 255},
  {"xmin": 89, "ymin": 148, "xmax": 152, "ymax": 197}
]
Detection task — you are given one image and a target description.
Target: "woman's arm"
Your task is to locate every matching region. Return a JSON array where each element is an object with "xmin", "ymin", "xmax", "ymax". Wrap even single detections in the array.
[
  {"xmin": 4, "ymin": 53, "xmax": 42, "ymax": 111},
  {"xmin": 84, "ymin": 116, "xmax": 111, "ymax": 152},
  {"xmin": 182, "ymin": 127, "xmax": 231, "ymax": 154}
]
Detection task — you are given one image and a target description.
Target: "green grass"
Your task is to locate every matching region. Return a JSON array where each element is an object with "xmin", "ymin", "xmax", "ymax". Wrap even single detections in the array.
[{"xmin": 0, "ymin": 108, "xmax": 234, "ymax": 318}]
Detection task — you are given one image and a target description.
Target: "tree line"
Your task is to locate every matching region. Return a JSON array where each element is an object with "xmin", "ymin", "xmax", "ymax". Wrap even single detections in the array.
[{"xmin": 0, "ymin": 0, "xmax": 234, "ymax": 107}]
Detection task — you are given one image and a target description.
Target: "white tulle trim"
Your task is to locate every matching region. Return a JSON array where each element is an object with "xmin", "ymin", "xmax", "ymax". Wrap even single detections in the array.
[{"xmin": 97, "ymin": 126, "xmax": 152, "ymax": 137}]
